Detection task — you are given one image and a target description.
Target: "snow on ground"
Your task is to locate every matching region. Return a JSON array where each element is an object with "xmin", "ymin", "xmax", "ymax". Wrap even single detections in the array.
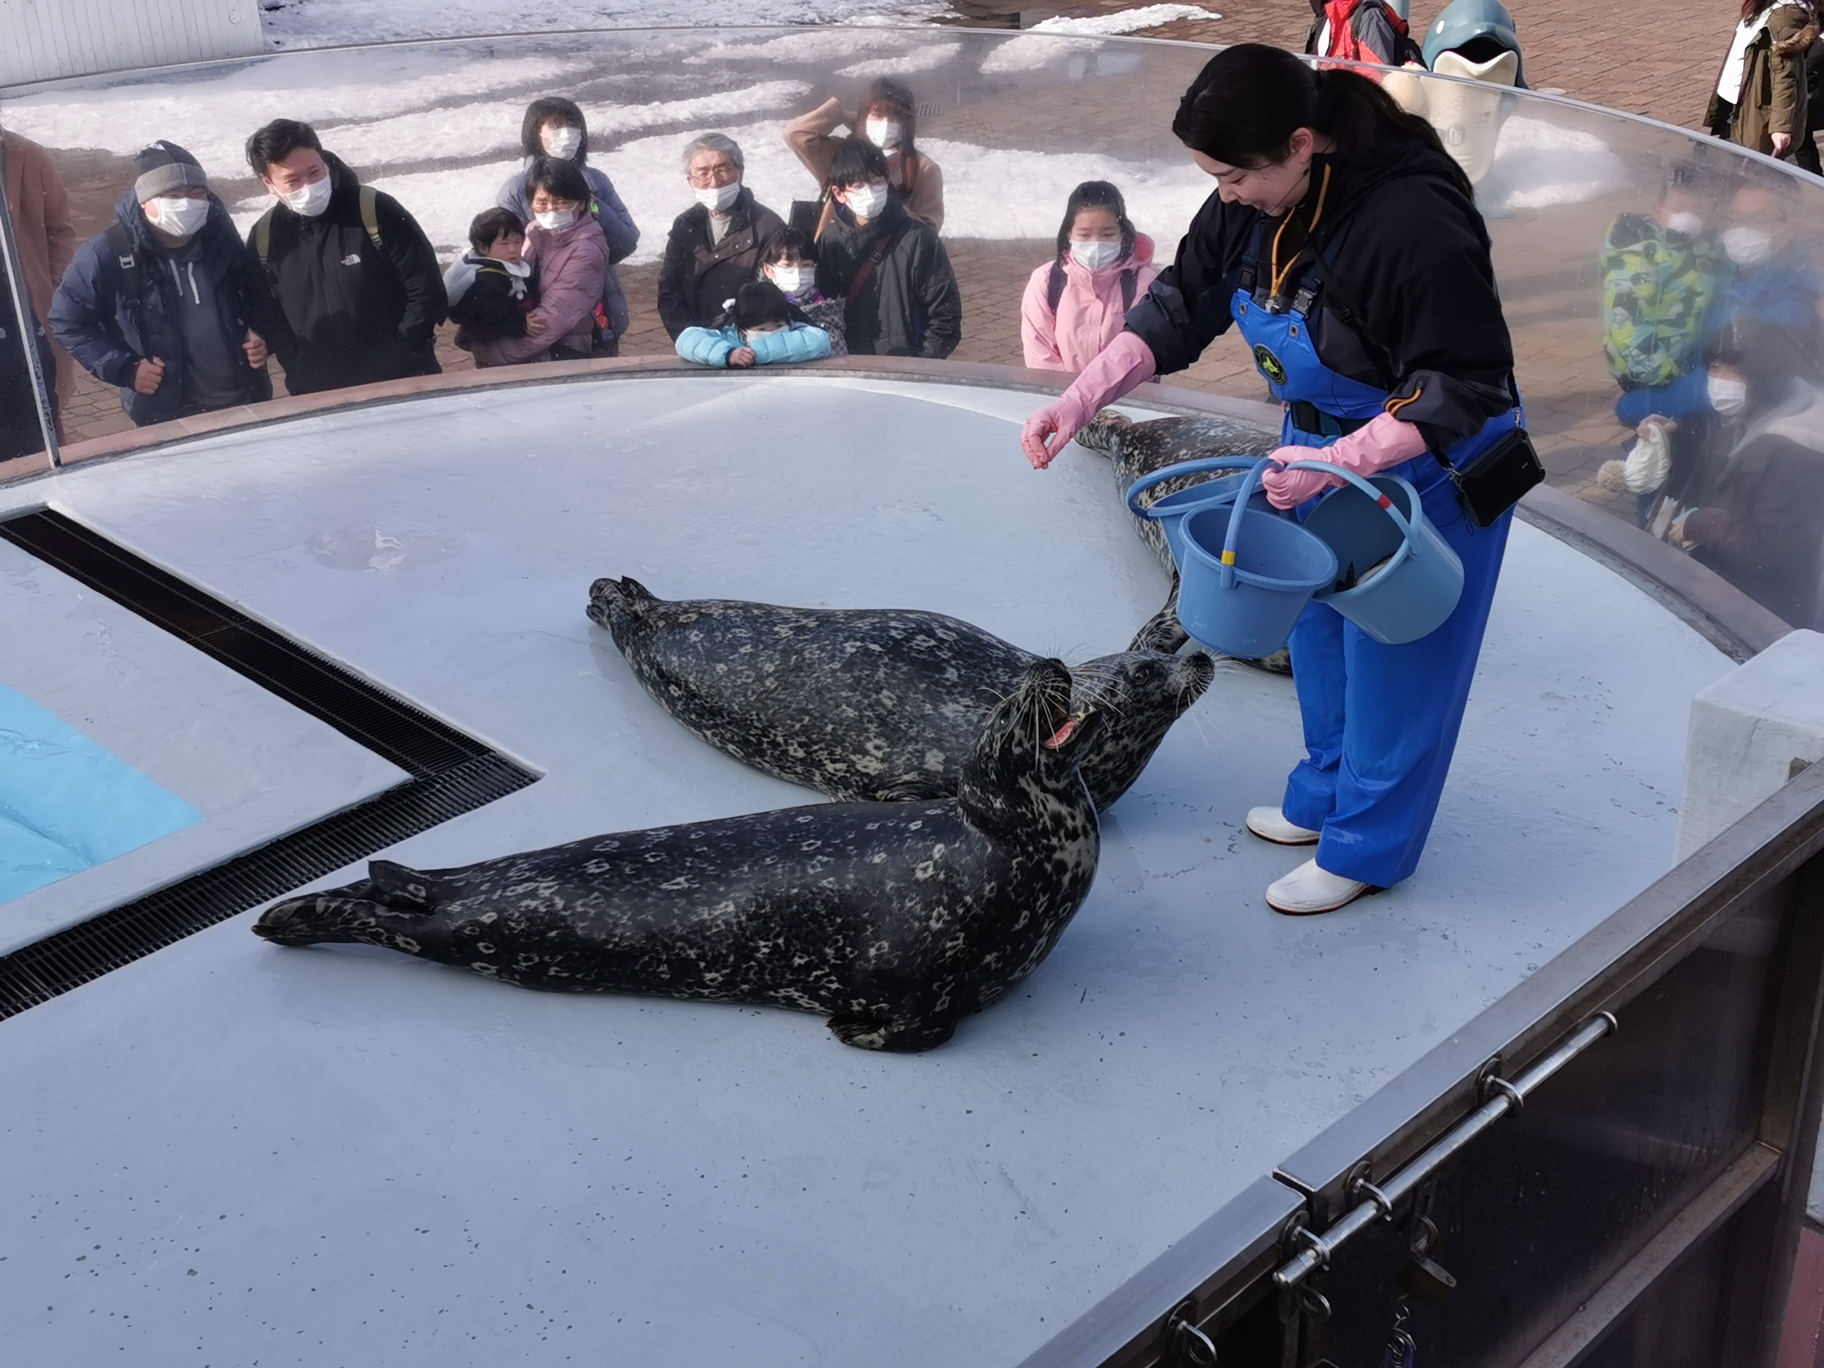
[
  {"xmin": 1484, "ymin": 114, "xmax": 1634, "ymax": 212},
  {"xmin": 981, "ymin": 4, "xmax": 1223, "ymax": 72}
]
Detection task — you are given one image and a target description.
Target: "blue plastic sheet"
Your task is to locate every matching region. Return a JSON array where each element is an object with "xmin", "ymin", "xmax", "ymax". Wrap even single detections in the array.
[{"xmin": 0, "ymin": 683, "xmax": 202, "ymax": 904}]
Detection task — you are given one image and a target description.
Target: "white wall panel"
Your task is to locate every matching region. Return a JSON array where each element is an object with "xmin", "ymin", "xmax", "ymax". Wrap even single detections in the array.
[{"xmin": 0, "ymin": 0, "xmax": 264, "ymax": 89}]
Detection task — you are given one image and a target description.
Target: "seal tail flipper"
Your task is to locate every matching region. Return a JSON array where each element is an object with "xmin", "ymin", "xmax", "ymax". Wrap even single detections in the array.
[
  {"xmin": 1072, "ymin": 408, "xmax": 1132, "ymax": 456},
  {"xmin": 254, "ymin": 882, "xmax": 401, "ymax": 947},
  {"xmin": 585, "ymin": 575, "xmax": 659, "ymax": 636},
  {"xmin": 1127, "ymin": 572, "xmax": 1190, "ymax": 654},
  {"xmin": 827, "ymin": 1011, "xmax": 959, "ymax": 1053}
]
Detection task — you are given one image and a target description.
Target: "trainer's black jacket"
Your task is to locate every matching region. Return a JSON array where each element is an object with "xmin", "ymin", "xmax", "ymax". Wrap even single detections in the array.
[
  {"xmin": 241, "ymin": 152, "xmax": 445, "ymax": 396},
  {"xmin": 1124, "ymin": 140, "xmax": 1515, "ymax": 451}
]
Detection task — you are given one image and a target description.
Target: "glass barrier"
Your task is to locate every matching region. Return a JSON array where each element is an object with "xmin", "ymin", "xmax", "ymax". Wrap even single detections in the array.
[{"xmin": 2, "ymin": 27, "xmax": 1821, "ymax": 640}]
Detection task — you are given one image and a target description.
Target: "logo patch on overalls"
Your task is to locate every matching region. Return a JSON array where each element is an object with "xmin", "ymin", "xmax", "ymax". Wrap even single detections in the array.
[{"xmin": 1253, "ymin": 343, "xmax": 1288, "ymax": 386}]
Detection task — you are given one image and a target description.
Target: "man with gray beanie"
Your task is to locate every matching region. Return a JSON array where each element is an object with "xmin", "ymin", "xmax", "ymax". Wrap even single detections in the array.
[{"xmin": 49, "ymin": 140, "xmax": 271, "ymax": 426}]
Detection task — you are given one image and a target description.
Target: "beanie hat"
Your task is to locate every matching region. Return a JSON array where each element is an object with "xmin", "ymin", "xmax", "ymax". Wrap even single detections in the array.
[{"xmin": 133, "ymin": 141, "xmax": 209, "ymax": 201}]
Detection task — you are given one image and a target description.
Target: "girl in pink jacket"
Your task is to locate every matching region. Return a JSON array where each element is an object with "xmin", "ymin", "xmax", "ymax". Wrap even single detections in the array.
[
  {"xmin": 475, "ymin": 157, "xmax": 609, "ymax": 367},
  {"xmin": 1021, "ymin": 181, "xmax": 1158, "ymax": 374}
]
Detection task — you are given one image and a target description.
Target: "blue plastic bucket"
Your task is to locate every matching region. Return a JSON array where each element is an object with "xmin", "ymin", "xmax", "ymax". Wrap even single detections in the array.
[
  {"xmin": 1125, "ymin": 457, "xmax": 1267, "ymax": 563},
  {"xmin": 1289, "ymin": 460, "xmax": 1465, "ymax": 645},
  {"xmin": 1173, "ymin": 461, "xmax": 1338, "ymax": 658}
]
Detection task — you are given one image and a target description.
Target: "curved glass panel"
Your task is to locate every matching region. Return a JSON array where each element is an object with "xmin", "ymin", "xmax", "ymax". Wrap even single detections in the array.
[{"xmin": 2, "ymin": 27, "xmax": 1820, "ymax": 642}]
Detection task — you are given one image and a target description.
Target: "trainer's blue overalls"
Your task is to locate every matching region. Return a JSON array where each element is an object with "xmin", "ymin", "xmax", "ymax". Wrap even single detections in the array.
[{"xmin": 1230, "ymin": 247, "xmax": 1523, "ymax": 889}]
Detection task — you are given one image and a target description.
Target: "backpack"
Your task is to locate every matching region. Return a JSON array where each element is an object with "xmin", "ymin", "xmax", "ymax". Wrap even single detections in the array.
[
  {"xmin": 1319, "ymin": 0, "xmax": 1426, "ymax": 67},
  {"xmin": 103, "ymin": 221, "xmax": 150, "ymax": 344},
  {"xmin": 251, "ymin": 183, "xmax": 383, "ymax": 266},
  {"xmin": 1599, "ymin": 215, "xmax": 1722, "ymax": 387},
  {"xmin": 1047, "ymin": 258, "xmax": 1138, "ymax": 314}
]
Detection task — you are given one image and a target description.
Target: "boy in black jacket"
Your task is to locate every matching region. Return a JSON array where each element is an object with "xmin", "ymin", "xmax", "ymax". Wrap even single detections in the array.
[{"xmin": 444, "ymin": 208, "xmax": 536, "ymax": 353}]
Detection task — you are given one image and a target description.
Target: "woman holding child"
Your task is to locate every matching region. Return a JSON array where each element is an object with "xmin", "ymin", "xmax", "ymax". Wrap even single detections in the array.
[{"xmin": 472, "ymin": 158, "xmax": 608, "ymax": 369}]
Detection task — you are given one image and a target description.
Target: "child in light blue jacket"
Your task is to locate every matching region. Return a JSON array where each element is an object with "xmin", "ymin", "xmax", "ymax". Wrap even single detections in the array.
[{"xmin": 675, "ymin": 280, "xmax": 831, "ymax": 368}]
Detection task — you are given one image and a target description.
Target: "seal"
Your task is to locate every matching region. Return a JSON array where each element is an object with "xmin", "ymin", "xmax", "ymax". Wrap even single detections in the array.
[
  {"xmin": 1075, "ymin": 409, "xmax": 1292, "ymax": 675},
  {"xmin": 253, "ymin": 661, "xmax": 1102, "ymax": 1053},
  {"xmin": 586, "ymin": 577, "xmax": 1215, "ymax": 812}
]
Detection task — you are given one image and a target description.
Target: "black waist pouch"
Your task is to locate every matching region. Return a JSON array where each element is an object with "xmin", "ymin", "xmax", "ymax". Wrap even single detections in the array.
[{"xmin": 1444, "ymin": 425, "xmax": 1544, "ymax": 528}]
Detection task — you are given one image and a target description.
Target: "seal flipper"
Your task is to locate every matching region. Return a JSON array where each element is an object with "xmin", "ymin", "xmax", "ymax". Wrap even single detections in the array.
[
  {"xmin": 367, "ymin": 859, "xmax": 442, "ymax": 911},
  {"xmin": 585, "ymin": 575, "xmax": 660, "ymax": 638},
  {"xmin": 827, "ymin": 1010, "xmax": 960, "ymax": 1053}
]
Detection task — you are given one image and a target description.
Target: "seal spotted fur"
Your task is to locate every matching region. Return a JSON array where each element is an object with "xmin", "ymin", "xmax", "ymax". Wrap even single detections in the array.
[
  {"xmin": 254, "ymin": 662, "xmax": 1102, "ymax": 1053},
  {"xmin": 587, "ymin": 577, "xmax": 1214, "ymax": 811}
]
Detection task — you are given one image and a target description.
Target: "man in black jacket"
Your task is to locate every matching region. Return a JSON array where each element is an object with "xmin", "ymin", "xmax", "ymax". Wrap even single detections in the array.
[
  {"xmin": 240, "ymin": 119, "xmax": 445, "ymax": 396},
  {"xmin": 48, "ymin": 140, "xmax": 271, "ymax": 427},
  {"xmin": 816, "ymin": 138, "xmax": 960, "ymax": 359},
  {"xmin": 657, "ymin": 133, "xmax": 784, "ymax": 339}
]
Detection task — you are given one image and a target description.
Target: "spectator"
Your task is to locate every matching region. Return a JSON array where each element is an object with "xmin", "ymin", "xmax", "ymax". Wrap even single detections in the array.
[
  {"xmin": 1675, "ymin": 321, "xmax": 1824, "ymax": 626},
  {"xmin": 445, "ymin": 208, "xmax": 536, "ymax": 356},
  {"xmin": 675, "ymin": 280, "xmax": 832, "ymax": 369},
  {"xmin": 240, "ymin": 119, "xmax": 445, "ymax": 396},
  {"xmin": 657, "ymin": 133, "xmax": 784, "ymax": 340},
  {"xmin": 1800, "ymin": 29, "xmax": 1824, "ymax": 171},
  {"xmin": 815, "ymin": 138, "xmax": 960, "ymax": 360},
  {"xmin": 1305, "ymin": 0, "xmax": 1424, "ymax": 66},
  {"xmin": 496, "ymin": 96, "xmax": 637, "ymax": 352},
  {"xmin": 1, "ymin": 269, "xmax": 56, "ymax": 459},
  {"xmin": 758, "ymin": 228, "xmax": 847, "ymax": 356},
  {"xmin": 474, "ymin": 159, "xmax": 608, "ymax": 368},
  {"xmin": 785, "ymin": 80, "xmax": 945, "ymax": 233},
  {"xmin": 1707, "ymin": 0, "xmax": 1818, "ymax": 159},
  {"xmin": 48, "ymin": 141, "xmax": 271, "ymax": 427},
  {"xmin": 1, "ymin": 129, "xmax": 77, "ymax": 419},
  {"xmin": 1021, "ymin": 181, "xmax": 1158, "ymax": 373}
]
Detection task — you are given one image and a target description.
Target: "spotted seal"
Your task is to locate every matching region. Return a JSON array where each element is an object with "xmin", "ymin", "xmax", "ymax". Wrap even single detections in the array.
[
  {"xmin": 253, "ymin": 661, "xmax": 1101, "ymax": 1053},
  {"xmin": 586, "ymin": 577, "xmax": 1214, "ymax": 812}
]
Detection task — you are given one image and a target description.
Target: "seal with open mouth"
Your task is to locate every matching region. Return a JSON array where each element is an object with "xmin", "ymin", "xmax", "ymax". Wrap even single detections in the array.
[
  {"xmin": 254, "ymin": 661, "xmax": 1102, "ymax": 1053},
  {"xmin": 587, "ymin": 576, "xmax": 1214, "ymax": 811}
]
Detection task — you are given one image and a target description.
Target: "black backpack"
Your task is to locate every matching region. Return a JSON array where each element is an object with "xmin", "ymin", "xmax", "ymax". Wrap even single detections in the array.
[{"xmin": 103, "ymin": 221, "xmax": 150, "ymax": 344}]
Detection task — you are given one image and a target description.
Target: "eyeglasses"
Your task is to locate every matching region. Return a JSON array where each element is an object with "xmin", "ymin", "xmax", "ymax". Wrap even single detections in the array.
[{"xmin": 687, "ymin": 160, "xmax": 740, "ymax": 188}]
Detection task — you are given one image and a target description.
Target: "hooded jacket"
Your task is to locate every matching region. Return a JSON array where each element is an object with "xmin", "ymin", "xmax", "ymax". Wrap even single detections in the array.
[
  {"xmin": 1708, "ymin": 0, "xmax": 1818, "ymax": 151},
  {"xmin": 674, "ymin": 321, "xmax": 832, "ymax": 367},
  {"xmin": 1124, "ymin": 140, "xmax": 1514, "ymax": 450},
  {"xmin": 1021, "ymin": 233, "xmax": 1159, "ymax": 372},
  {"xmin": 239, "ymin": 152, "xmax": 445, "ymax": 396},
  {"xmin": 815, "ymin": 194, "xmax": 962, "ymax": 360},
  {"xmin": 496, "ymin": 159, "xmax": 637, "ymax": 339},
  {"xmin": 474, "ymin": 211, "xmax": 608, "ymax": 367},
  {"xmin": 48, "ymin": 191, "xmax": 272, "ymax": 426},
  {"xmin": 657, "ymin": 188, "xmax": 786, "ymax": 339}
]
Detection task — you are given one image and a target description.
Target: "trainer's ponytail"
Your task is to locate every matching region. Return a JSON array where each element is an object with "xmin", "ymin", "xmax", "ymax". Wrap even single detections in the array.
[{"xmin": 1173, "ymin": 44, "xmax": 1471, "ymax": 201}]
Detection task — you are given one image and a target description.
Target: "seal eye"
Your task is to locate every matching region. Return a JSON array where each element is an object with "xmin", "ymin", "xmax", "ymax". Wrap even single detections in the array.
[{"xmin": 1133, "ymin": 660, "xmax": 1161, "ymax": 684}]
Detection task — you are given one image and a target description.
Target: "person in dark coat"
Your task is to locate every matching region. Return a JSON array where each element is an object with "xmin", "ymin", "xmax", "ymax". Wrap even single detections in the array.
[
  {"xmin": 815, "ymin": 138, "xmax": 961, "ymax": 359},
  {"xmin": 239, "ymin": 119, "xmax": 445, "ymax": 396},
  {"xmin": 1, "ymin": 270, "xmax": 56, "ymax": 459},
  {"xmin": 656, "ymin": 133, "xmax": 784, "ymax": 339},
  {"xmin": 47, "ymin": 140, "xmax": 271, "ymax": 427}
]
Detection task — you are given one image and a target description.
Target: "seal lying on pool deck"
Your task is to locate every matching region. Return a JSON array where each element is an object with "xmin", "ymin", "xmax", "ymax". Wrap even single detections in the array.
[
  {"xmin": 587, "ymin": 576, "xmax": 1214, "ymax": 812},
  {"xmin": 254, "ymin": 662, "xmax": 1102, "ymax": 1053}
]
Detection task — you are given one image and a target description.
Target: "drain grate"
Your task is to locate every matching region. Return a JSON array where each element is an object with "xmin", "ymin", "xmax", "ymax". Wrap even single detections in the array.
[{"xmin": 0, "ymin": 509, "xmax": 538, "ymax": 1021}]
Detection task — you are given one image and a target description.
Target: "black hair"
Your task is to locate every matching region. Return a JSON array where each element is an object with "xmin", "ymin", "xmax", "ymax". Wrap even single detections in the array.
[
  {"xmin": 1171, "ymin": 43, "xmax": 1472, "ymax": 201},
  {"xmin": 245, "ymin": 119, "xmax": 324, "ymax": 179},
  {"xmin": 859, "ymin": 77, "xmax": 920, "ymax": 170},
  {"xmin": 521, "ymin": 96, "xmax": 589, "ymax": 161},
  {"xmin": 468, "ymin": 207, "xmax": 524, "ymax": 252},
  {"xmin": 1707, "ymin": 318, "xmax": 1819, "ymax": 392},
  {"xmin": 1662, "ymin": 158, "xmax": 1724, "ymax": 204},
  {"xmin": 760, "ymin": 227, "xmax": 818, "ymax": 268},
  {"xmin": 524, "ymin": 155, "xmax": 592, "ymax": 208},
  {"xmin": 1055, "ymin": 181, "xmax": 1136, "ymax": 264},
  {"xmin": 827, "ymin": 136, "xmax": 890, "ymax": 190},
  {"xmin": 723, "ymin": 280, "xmax": 802, "ymax": 332}
]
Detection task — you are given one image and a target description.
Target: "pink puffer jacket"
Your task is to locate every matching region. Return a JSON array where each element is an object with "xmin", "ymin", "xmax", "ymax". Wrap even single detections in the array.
[
  {"xmin": 1020, "ymin": 232, "xmax": 1158, "ymax": 374},
  {"xmin": 476, "ymin": 212, "xmax": 609, "ymax": 367}
]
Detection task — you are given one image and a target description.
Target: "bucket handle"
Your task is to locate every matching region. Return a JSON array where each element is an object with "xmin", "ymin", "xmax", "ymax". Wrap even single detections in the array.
[
  {"xmin": 1124, "ymin": 456, "xmax": 1265, "ymax": 522},
  {"xmin": 1214, "ymin": 458, "xmax": 1277, "ymax": 589},
  {"xmin": 1281, "ymin": 458, "xmax": 1421, "ymax": 551}
]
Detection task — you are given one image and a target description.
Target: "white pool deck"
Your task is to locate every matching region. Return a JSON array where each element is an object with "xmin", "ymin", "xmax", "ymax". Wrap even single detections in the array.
[{"xmin": 0, "ymin": 374, "xmax": 1733, "ymax": 1366}]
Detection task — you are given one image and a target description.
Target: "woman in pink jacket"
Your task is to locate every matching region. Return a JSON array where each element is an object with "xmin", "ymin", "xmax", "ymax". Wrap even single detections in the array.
[
  {"xmin": 1021, "ymin": 181, "xmax": 1158, "ymax": 373},
  {"xmin": 475, "ymin": 157, "xmax": 608, "ymax": 367}
]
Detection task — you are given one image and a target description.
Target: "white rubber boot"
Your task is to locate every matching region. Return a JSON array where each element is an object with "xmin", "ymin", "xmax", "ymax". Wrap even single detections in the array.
[
  {"xmin": 1245, "ymin": 806, "xmax": 1320, "ymax": 845},
  {"xmin": 1265, "ymin": 859, "xmax": 1372, "ymax": 916}
]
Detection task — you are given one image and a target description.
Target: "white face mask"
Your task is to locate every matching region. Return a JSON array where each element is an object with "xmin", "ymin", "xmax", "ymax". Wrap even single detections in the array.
[
  {"xmin": 147, "ymin": 194, "xmax": 210, "ymax": 237},
  {"xmin": 534, "ymin": 207, "xmax": 577, "ymax": 231},
  {"xmin": 865, "ymin": 118, "xmax": 903, "ymax": 150},
  {"xmin": 1709, "ymin": 376, "xmax": 1748, "ymax": 416},
  {"xmin": 279, "ymin": 176, "xmax": 332, "ymax": 218},
  {"xmin": 1664, "ymin": 211, "xmax": 1706, "ymax": 238},
  {"xmin": 542, "ymin": 125, "xmax": 583, "ymax": 159},
  {"xmin": 1070, "ymin": 239, "xmax": 1122, "ymax": 270},
  {"xmin": 695, "ymin": 181, "xmax": 742, "ymax": 213},
  {"xmin": 769, "ymin": 264, "xmax": 813, "ymax": 297},
  {"xmin": 742, "ymin": 323, "xmax": 786, "ymax": 344},
  {"xmin": 1723, "ymin": 226, "xmax": 1773, "ymax": 266},
  {"xmin": 843, "ymin": 181, "xmax": 890, "ymax": 221}
]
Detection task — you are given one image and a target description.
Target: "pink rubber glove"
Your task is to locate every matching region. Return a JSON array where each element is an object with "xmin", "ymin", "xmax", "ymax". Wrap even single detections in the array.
[
  {"xmin": 1260, "ymin": 411, "xmax": 1429, "ymax": 510},
  {"xmin": 1021, "ymin": 332, "xmax": 1157, "ymax": 469}
]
